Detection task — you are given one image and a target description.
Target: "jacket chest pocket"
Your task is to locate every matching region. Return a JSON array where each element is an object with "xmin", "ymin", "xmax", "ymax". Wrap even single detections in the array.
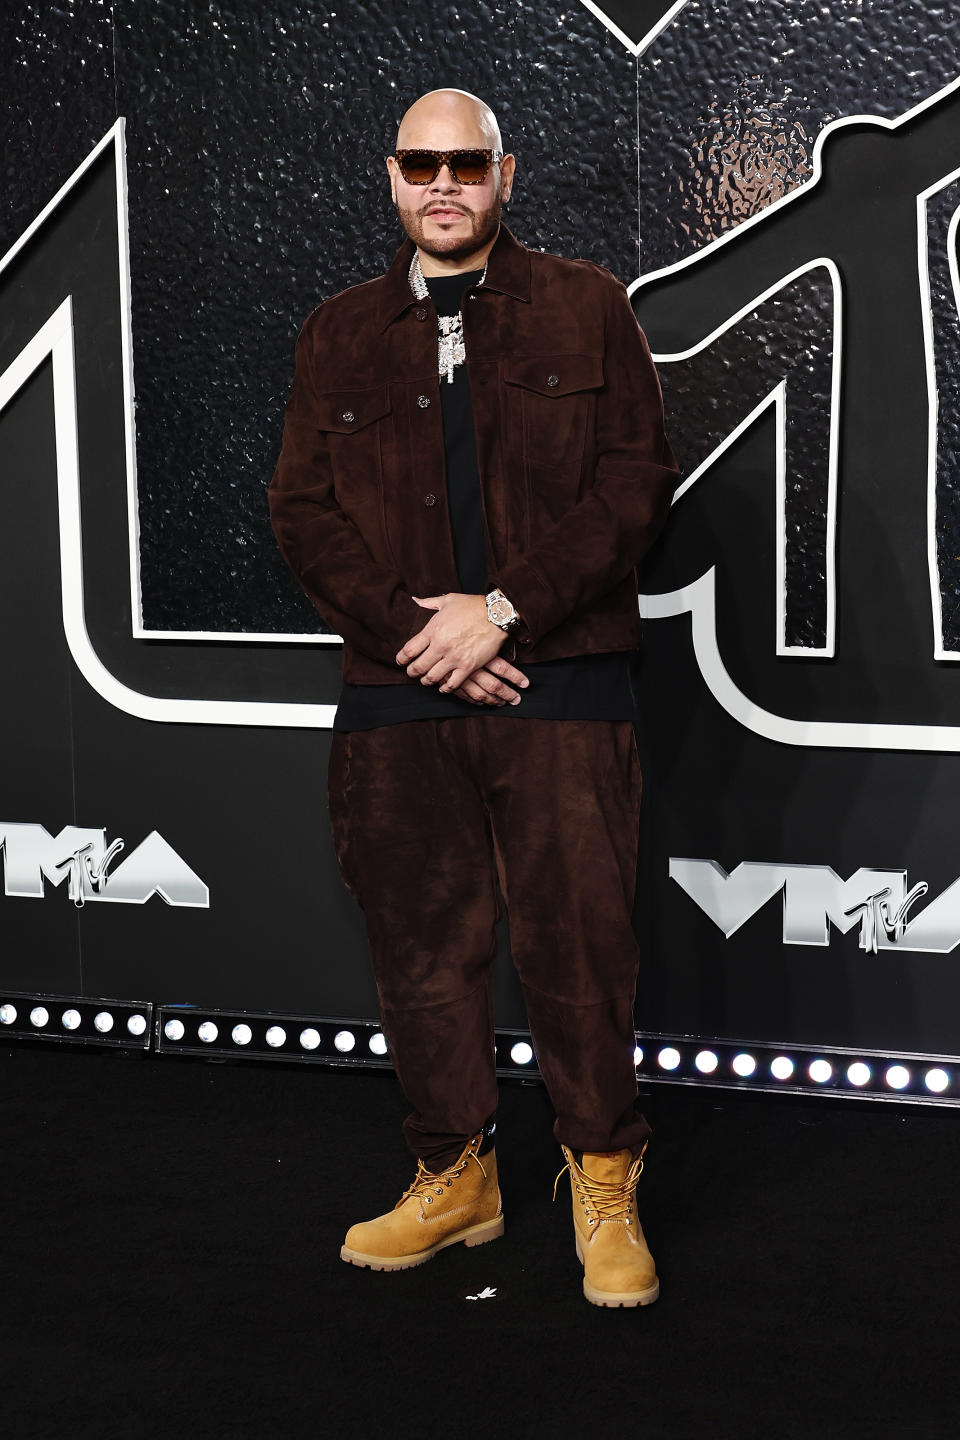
[
  {"xmin": 315, "ymin": 384, "xmax": 397, "ymax": 560},
  {"xmin": 505, "ymin": 353, "xmax": 604, "ymax": 451},
  {"xmin": 504, "ymin": 354, "xmax": 604, "ymax": 529}
]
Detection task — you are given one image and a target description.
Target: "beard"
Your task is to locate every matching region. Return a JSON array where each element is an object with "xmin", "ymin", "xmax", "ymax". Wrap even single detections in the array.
[{"xmin": 395, "ymin": 189, "xmax": 504, "ymax": 264}]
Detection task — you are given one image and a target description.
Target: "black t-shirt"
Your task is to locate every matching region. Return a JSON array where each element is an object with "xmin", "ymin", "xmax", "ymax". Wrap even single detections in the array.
[{"xmin": 332, "ymin": 268, "xmax": 638, "ymax": 731}]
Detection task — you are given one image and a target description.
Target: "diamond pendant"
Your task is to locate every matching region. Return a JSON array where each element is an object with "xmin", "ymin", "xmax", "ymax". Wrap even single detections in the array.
[
  {"xmin": 408, "ymin": 253, "xmax": 487, "ymax": 383},
  {"xmin": 438, "ymin": 316, "xmax": 466, "ymax": 383}
]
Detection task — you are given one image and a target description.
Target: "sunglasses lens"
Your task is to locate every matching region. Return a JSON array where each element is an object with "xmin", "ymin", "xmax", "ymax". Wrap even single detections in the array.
[
  {"xmin": 400, "ymin": 151, "xmax": 439, "ymax": 184},
  {"xmin": 451, "ymin": 151, "xmax": 490, "ymax": 183}
]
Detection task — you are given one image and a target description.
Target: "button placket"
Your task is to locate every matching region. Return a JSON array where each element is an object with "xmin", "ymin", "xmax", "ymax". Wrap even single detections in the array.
[{"xmin": 415, "ymin": 385, "xmax": 440, "ymax": 514}]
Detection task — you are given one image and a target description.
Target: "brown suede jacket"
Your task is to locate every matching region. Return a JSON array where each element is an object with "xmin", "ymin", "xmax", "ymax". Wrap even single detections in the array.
[{"xmin": 267, "ymin": 223, "xmax": 680, "ymax": 684}]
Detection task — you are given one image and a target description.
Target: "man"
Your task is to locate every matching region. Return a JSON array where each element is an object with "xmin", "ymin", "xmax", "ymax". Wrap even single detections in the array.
[{"xmin": 268, "ymin": 88, "xmax": 679, "ymax": 1308}]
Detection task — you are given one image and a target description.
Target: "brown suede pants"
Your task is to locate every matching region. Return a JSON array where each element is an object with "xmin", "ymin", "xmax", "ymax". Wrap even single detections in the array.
[{"xmin": 327, "ymin": 716, "xmax": 651, "ymax": 1171}]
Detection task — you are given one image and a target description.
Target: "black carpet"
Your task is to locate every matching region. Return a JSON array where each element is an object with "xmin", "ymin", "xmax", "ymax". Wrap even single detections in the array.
[{"xmin": 2, "ymin": 1040, "xmax": 957, "ymax": 1440}]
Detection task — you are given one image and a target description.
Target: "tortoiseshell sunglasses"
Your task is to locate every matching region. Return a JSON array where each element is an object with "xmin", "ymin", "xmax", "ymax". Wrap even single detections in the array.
[{"xmin": 394, "ymin": 148, "xmax": 503, "ymax": 185}]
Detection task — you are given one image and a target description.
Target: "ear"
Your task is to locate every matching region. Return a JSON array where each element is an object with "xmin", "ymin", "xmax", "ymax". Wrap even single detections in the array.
[
  {"xmin": 499, "ymin": 153, "xmax": 516, "ymax": 205},
  {"xmin": 386, "ymin": 153, "xmax": 399, "ymax": 206}
]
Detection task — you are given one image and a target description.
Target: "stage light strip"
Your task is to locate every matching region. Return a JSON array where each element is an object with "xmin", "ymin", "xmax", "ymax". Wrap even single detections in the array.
[
  {"xmin": 2, "ymin": 995, "xmax": 957, "ymax": 1106},
  {"xmin": 149, "ymin": 1009, "xmax": 960, "ymax": 1105},
  {"xmin": 153, "ymin": 1007, "xmax": 575, "ymax": 1078},
  {"xmin": 0, "ymin": 989, "xmax": 152, "ymax": 1049},
  {"xmin": 631, "ymin": 1031, "xmax": 960, "ymax": 1106},
  {"xmin": 154, "ymin": 1006, "xmax": 395, "ymax": 1068}
]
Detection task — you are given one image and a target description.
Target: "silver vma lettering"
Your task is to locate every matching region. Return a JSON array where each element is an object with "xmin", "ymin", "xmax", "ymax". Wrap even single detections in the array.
[
  {"xmin": 0, "ymin": 823, "xmax": 209, "ymax": 908},
  {"xmin": 668, "ymin": 859, "xmax": 960, "ymax": 954}
]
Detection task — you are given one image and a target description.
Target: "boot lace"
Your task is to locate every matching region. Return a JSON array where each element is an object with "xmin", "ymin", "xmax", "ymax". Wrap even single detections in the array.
[
  {"xmin": 396, "ymin": 1137, "xmax": 488, "ymax": 1209},
  {"xmin": 552, "ymin": 1147, "xmax": 646, "ymax": 1227}
]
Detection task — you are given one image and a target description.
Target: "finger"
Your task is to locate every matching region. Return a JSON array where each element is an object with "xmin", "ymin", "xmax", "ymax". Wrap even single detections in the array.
[
  {"xmin": 421, "ymin": 658, "xmax": 454, "ymax": 686},
  {"xmin": 484, "ymin": 656, "xmax": 530, "ymax": 689},
  {"xmin": 396, "ymin": 630, "xmax": 431, "ymax": 665},
  {"xmin": 405, "ymin": 644, "xmax": 442, "ymax": 677},
  {"xmin": 440, "ymin": 664, "xmax": 487, "ymax": 695},
  {"xmin": 467, "ymin": 669, "xmax": 522, "ymax": 704},
  {"xmin": 456, "ymin": 679, "xmax": 504, "ymax": 705}
]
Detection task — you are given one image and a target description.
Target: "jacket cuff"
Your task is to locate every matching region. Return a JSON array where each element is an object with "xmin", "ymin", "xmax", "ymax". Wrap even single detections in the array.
[
  {"xmin": 486, "ymin": 563, "xmax": 557, "ymax": 648},
  {"xmin": 508, "ymin": 610, "xmax": 535, "ymax": 647}
]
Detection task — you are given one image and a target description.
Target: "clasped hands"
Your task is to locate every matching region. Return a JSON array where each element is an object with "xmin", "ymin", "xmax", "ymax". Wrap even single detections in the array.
[{"xmin": 395, "ymin": 592, "xmax": 528, "ymax": 707}]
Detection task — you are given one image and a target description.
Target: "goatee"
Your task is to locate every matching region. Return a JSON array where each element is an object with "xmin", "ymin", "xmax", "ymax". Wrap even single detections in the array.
[{"xmin": 396, "ymin": 192, "xmax": 503, "ymax": 265}]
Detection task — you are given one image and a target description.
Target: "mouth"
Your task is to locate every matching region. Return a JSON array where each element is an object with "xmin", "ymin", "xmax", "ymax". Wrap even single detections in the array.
[{"xmin": 424, "ymin": 207, "xmax": 466, "ymax": 222}]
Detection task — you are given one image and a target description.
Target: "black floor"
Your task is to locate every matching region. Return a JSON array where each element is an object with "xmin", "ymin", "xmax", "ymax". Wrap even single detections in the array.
[{"xmin": 2, "ymin": 1040, "xmax": 958, "ymax": 1440}]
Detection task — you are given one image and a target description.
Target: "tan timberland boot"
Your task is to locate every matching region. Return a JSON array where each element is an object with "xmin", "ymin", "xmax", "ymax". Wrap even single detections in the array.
[
  {"xmin": 556, "ymin": 1143, "xmax": 659, "ymax": 1307},
  {"xmin": 340, "ymin": 1131, "xmax": 503, "ymax": 1270}
]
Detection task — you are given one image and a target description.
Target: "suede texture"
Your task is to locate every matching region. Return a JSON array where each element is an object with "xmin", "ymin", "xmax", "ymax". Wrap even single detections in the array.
[
  {"xmin": 564, "ymin": 1145, "xmax": 659, "ymax": 1305},
  {"xmin": 267, "ymin": 224, "xmax": 680, "ymax": 680},
  {"xmin": 342, "ymin": 1138, "xmax": 502, "ymax": 1265},
  {"xmin": 327, "ymin": 716, "xmax": 652, "ymax": 1166}
]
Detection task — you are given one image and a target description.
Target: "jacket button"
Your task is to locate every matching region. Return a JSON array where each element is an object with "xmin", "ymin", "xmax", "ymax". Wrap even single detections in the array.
[
  {"xmin": 414, "ymin": 308, "xmax": 428, "ymax": 321},
  {"xmin": 417, "ymin": 395, "xmax": 431, "ymax": 409},
  {"xmin": 341, "ymin": 409, "xmax": 355, "ymax": 422},
  {"xmin": 423, "ymin": 493, "xmax": 438, "ymax": 507},
  {"xmin": 546, "ymin": 374, "xmax": 559, "ymax": 387}
]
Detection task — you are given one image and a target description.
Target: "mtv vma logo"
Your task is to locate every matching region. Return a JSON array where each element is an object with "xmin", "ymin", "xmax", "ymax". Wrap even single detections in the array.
[
  {"xmin": 669, "ymin": 859, "xmax": 960, "ymax": 954},
  {"xmin": 0, "ymin": 823, "xmax": 209, "ymax": 908},
  {"xmin": 634, "ymin": 78, "xmax": 960, "ymax": 753}
]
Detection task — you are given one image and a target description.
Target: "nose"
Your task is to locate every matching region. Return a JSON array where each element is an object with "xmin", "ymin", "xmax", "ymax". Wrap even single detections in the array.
[{"xmin": 430, "ymin": 162, "xmax": 460, "ymax": 189}]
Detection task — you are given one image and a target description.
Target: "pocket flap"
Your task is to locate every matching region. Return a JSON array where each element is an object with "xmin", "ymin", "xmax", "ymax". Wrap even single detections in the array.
[
  {"xmin": 315, "ymin": 386, "xmax": 391, "ymax": 433},
  {"xmin": 504, "ymin": 354, "xmax": 604, "ymax": 396}
]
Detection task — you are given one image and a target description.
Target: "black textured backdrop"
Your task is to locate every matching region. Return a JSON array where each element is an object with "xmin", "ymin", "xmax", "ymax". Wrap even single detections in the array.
[
  {"xmin": 5, "ymin": 1, "xmax": 960, "ymax": 1060},
  {"xmin": 4, "ymin": 0, "xmax": 960, "ymax": 636}
]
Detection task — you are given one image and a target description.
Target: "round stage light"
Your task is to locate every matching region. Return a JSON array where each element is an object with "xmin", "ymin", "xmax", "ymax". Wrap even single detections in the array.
[
  {"xmin": 30, "ymin": 1006, "xmax": 49, "ymax": 1028},
  {"xmin": 93, "ymin": 1011, "xmax": 114, "ymax": 1034},
  {"xmin": 633, "ymin": 1046, "xmax": 644, "ymax": 1066},
  {"xmin": 198, "ymin": 1021, "xmax": 218, "ymax": 1044},
  {"xmin": 333, "ymin": 1030, "xmax": 356, "ymax": 1053},
  {"xmin": 265, "ymin": 1026, "xmax": 287, "ymax": 1048},
  {"xmin": 695, "ymin": 1050, "xmax": 718, "ymax": 1074},
  {"xmin": 299, "ymin": 1028, "xmax": 321, "ymax": 1051},
  {"xmin": 732, "ymin": 1052, "xmax": 756, "ymax": 1077},
  {"xmin": 809, "ymin": 1059, "xmax": 833, "ymax": 1084},
  {"xmin": 61, "ymin": 1009, "xmax": 81, "ymax": 1031},
  {"xmin": 885, "ymin": 1064, "xmax": 910, "ymax": 1091},
  {"xmin": 510, "ymin": 1042, "xmax": 534, "ymax": 1065},
  {"xmin": 771, "ymin": 1056, "xmax": 794, "ymax": 1080},
  {"xmin": 846, "ymin": 1062, "xmax": 871, "ymax": 1087},
  {"xmin": 126, "ymin": 1014, "xmax": 147, "ymax": 1037},
  {"xmin": 925, "ymin": 1068, "xmax": 950, "ymax": 1094},
  {"xmin": 657, "ymin": 1047, "xmax": 681, "ymax": 1070},
  {"xmin": 164, "ymin": 1019, "xmax": 185, "ymax": 1041},
  {"xmin": 0, "ymin": 1004, "xmax": 17, "ymax": 1025},
  {"xmin": 231, "ymin": 1024, "xmax": 253, "ymax": 1046},
  {"xmin": 368, "ymin": 1033, "xmax": 388, "ymax": 1056}
]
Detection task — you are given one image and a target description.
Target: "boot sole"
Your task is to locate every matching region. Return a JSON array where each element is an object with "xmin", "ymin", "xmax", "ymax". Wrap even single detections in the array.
[
  {"xmin": 340, "ymin": 1214, "xmax": 504, "ymax": 1271},
  {"xmin": 575, "ymin": 1237, "xmax": 660, "ymax": 1308}
]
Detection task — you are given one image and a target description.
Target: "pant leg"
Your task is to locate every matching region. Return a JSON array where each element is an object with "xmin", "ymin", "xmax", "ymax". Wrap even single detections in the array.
[
  {"xmin": 327, "ymin": 719, "xmax": 500, "ymax": 1168},
  {"xmin": 478, "ymin": 717, "xmax": 651, "ymax": 1157}
]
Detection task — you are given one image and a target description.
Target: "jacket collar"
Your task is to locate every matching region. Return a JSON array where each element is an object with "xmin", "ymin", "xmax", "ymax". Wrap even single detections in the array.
[{"xmin": 378, "ymin": 222, "xmax": 532, "ymax": 332}]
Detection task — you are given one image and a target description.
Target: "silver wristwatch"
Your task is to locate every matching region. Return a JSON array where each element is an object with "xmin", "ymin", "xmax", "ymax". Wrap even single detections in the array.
[{"xmin": 485, "ymin": 587, "xmax": 521, "ymax": 633}]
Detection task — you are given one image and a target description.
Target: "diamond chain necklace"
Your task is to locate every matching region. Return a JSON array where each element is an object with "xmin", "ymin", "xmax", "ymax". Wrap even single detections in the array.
[{"xmin": 409, "ymin": 251, "xmax": 488, "ymax": 384}]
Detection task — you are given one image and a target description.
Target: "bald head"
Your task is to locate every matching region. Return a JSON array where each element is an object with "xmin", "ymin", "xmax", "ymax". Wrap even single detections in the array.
[
  {"xmin": 387, "ymin": 87, "xmax": 515, "ymax": 275},
  {"xmin": 396, "ymin": 88, "xmax": 503, "ymax": 152}
]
